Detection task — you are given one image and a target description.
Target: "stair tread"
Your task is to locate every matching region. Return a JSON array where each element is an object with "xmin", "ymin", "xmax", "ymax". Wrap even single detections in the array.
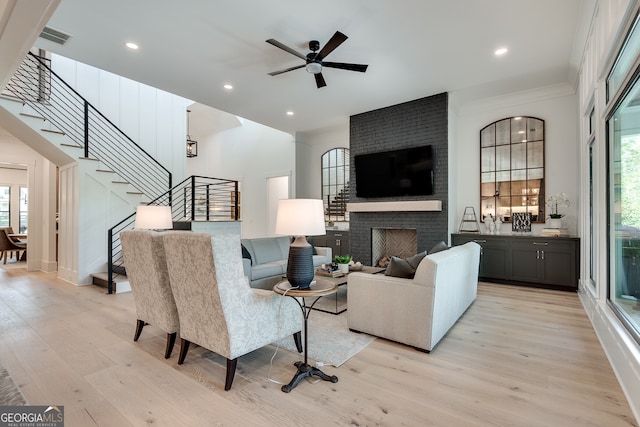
[
  {"xmin": 20, "ymin": 112, "xmax": 45, "ymax": 120},
  {"xmin": 0, "ymin": 94, "xmax": 23, "ymax": 103},
  {"xmin": 61, "ymin": 143, "xmax": 82, "ymax": 148},
  {"xmin": 41, "ymin": 128, "xmax": 65, "ymax": 135},
  {"xmin": 92, "ymin": 272, "xmax": 128, "ymax": 282},
  {"xmin": 79, "ymin": 157, "xmax": 100, "ymax": 161},
  {"xmin": 96, "ymin": 169, "xmax": 116, "ymax": 173}
]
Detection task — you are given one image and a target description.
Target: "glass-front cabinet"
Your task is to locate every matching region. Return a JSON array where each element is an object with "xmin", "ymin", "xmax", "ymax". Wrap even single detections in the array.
[{"xmin": 480, "ymin": 117, "xmax": 545, "ymax": 222}]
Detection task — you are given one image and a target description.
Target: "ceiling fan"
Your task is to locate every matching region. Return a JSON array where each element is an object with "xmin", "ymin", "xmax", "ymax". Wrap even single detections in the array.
[{"xmin": 266, "ymin": 31, "xmax": 369, "ymax": 88}]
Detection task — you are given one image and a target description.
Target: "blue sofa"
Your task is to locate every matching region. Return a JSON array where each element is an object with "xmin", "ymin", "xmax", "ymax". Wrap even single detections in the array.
[{"xmin": 241, "ymin": 236, "xmax": 332, "ymax": 290}]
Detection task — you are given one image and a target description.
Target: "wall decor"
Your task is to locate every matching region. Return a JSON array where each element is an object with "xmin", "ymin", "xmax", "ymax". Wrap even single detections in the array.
[
  {"xmin": 512, "ymin": 212, "xmax": 532, "ymax": 232},
  {"xmin": 480, "ymin": 116, "xmax": 545, "ymax": 222}
]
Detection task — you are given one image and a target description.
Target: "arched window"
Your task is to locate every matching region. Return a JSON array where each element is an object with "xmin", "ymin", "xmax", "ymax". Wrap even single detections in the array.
[{"xmin": 321, "ymin": 148, "xmax": 349, "ymax": 222}]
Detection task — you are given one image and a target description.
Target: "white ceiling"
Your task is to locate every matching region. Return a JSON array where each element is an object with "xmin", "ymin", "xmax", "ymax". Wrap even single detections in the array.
[{"xmin": 34, "ymin": 0, "xmax": 594, "ymax": 135}]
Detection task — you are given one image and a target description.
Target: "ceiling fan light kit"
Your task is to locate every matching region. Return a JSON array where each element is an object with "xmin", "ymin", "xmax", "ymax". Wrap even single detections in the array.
[
  {"xmin": 266, "ymin": 31, "xmax": 369, "ymax": 88},
  {"xmin": 305, "ymin": 62, "xmax": 322, "ymax": 74}
]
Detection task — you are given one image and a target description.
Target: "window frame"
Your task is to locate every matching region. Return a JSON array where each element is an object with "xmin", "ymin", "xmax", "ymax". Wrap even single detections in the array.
[
  {"xmin": 605, "ymin": 11, "xmax": 640, "ymax": 343},
  {"xmin": 0, "ymin": 186, "xmax": 10, "ymax": 228},
  {"xmin": 321, "ymin": 147, "xmax": 350, "ymax": 223}
]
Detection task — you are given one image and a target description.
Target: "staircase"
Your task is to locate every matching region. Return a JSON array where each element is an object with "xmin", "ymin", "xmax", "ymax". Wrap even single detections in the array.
[
  {"xmin": 2, "ymin": 52, "xmax": 171, "ymax": 200},
  {"xmin": 326, "ymin": 184, "xmax": 349, "ymax": 219},
  {"xmin": 0, "ymin": 52, "xmax": 239, "ymax": 293}
]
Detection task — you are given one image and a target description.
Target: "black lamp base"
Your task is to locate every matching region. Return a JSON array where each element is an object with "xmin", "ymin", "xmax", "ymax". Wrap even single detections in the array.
[{"xmin": 286, "ymin": 238, "xmax": 314, "ymax": 289}]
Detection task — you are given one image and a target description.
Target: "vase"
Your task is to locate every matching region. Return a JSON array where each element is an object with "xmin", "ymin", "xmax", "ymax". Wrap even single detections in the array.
[
  {"xmin": 338, "ymin": 263, "xmax": 350, "ymax": 274},
  {"xmin": 549, "ymin": 218, "xmax": 562, "ymax": 229}
]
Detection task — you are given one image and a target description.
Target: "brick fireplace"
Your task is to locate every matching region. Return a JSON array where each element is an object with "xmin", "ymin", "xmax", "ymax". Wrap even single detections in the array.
[{"xmin": 348, "ymin": 92, "xmax": 449, "ymax": 266}]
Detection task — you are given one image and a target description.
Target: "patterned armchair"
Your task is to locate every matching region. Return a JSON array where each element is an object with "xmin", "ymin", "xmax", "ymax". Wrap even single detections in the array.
[
  {"xmin": 120, "ymin": 230, "xmax": 180, "ymax": 359},
  {"xmin": 162, "ymin": 232, "xmax": 302, "ymax": 391}
]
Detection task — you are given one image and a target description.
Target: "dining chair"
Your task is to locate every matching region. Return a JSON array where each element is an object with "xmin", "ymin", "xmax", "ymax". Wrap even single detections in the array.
[
  {"xmin": 162, "ymin": 232, "xmax": 302, "ymax": 391},
  {"xmin": 0, "ymin": 228, "xmax": 26, "ymax": 264}
]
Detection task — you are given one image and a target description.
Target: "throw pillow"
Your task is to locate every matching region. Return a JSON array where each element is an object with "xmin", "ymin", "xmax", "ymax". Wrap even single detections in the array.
[
  {"xmin": 428, "ymin": 241, "xmax": 449, "ymax": 255},
  {"xmin": 406, "ymin": 250, "xmax": 427, "ymax": 269},
  {"xmin": 384, "ymin": 256, "xmax": 416, "ymax": 279},
  {"xmin": 241, "ymin": 244, "xmax": 253, "ymax": 265}
]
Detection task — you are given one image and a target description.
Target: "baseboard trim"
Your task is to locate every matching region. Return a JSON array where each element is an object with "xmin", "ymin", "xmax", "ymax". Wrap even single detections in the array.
[{"xmin": 579, "ymin": 283, "xmax": 640, "ymax": 424}]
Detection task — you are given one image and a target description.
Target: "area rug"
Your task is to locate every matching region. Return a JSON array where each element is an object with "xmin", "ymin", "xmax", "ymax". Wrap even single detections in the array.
[
  {"xmin": 0, "ymin": 366, "xmax": 27, "ymax": 406},
  {"xmin": 273, "ymin": 309, "xmax": 375, "ymax": 367}
]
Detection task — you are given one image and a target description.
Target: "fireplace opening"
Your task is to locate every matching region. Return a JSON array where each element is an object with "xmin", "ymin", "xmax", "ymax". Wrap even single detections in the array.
[{"xmin": 371, "ymin": 228, "xmax": 417, "ymax": 267}]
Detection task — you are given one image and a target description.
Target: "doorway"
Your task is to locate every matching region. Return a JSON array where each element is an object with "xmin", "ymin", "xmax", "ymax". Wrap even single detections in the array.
[{"xmin": 266, "ymin": 175, "xmax": 289, "ymax": 236}]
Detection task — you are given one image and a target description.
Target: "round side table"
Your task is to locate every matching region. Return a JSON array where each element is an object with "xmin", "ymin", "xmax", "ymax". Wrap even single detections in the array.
[{"xmin": 273, "ymin": 279, "xmax": 339, "ymax": 392}]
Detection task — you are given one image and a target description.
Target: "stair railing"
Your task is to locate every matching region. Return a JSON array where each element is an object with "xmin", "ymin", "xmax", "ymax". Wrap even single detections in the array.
[
  {"xmin": 3, "ymin": 52, "xmax": 171, "ymax": 200},
  {"xmin": 108, "ymin": 175, "xmax": 239, "ymax": 293}
]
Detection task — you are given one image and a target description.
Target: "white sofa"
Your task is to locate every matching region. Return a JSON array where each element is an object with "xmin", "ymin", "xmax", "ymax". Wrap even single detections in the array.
[
  {"xmin": 240, "ymin": 236, "xmax": 332, "ymax": 290},
  {"xmin": 347, "ymin": 242, "xmax": 481, "ymax": 352}
]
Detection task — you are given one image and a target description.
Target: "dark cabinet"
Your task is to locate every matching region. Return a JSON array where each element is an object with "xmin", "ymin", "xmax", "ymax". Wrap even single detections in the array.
[
  {"xmin": 452, "ymin": 234, "xmax": 509, "ymax": 279},
  {"xmin": 510, "ymin": 239, "xmax": 577, "ymax": 287},
  {"xmin": 314, "ymin": 230, "xmax": 350, "ymax": 259},
  {"xmin": 327, "ymin": 230, "xmax": 350, "ymax": 257},
  {"xmin": 452, "ymin": 233, "xmax": 579, "ymax": 291}
]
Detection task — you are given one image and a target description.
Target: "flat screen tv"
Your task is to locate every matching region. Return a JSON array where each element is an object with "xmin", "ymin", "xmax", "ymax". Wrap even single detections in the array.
[{"xmin": 355, "ymin": 145, "xmax": 434, "ymax": 197}]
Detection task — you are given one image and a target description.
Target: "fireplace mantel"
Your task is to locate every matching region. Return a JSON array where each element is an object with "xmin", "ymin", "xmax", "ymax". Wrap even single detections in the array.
[{"xmin": 346, "ymin": 201, "xmax": 442, "ymax": 212}]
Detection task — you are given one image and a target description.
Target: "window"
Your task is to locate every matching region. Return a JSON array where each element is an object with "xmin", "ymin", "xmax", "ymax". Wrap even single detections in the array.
[
  {"xmin": 589, "ymin": 138, "xmax": 596, "ymax": 285},
  {"xmin": 321, "ymin": 148, "xmax": 349, "ymax": 223},
  {"xmin": 0, "ymin": 186, "xmax": 9, "ymax": 227},
  {"xmin": 607, "ymin": 25, "xmax": 640, "ymax": 341},
  {"xmin": 19, "ymin": 187, "xmax": 27, "ymax": 233},
  {"xmin": 607, "ymin": 14, "xmax": 640, "ymax": 102}
]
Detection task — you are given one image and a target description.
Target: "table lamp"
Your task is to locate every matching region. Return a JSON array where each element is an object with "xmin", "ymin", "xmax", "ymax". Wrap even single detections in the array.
[
  {"xmin": 275, "ymin": 199, "xmax": 326, "ymax": 289},
  {"xmin": 134, "ymin": 205, "xmax": 173, "ymax": 230}
]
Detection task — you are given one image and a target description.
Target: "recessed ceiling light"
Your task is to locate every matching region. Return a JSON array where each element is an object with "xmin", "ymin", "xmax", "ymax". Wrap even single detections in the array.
[
  {"xmin": 125, "ymin": 42, "xmax": 139, "ymax": 50},
  {"xmin": 494, "ymin": 47, "xmax": 508, "ymax": 56},
  {"xmin": 223, "ymin": 84, "xmax": 233, "ymax": 90},
  {"xmin": 518, "ymin": 130, "xmax": 525, "ymax": 134},
  {"xmin": 286, "ymin": 111, "xmax": 294, "ymax": 116}
]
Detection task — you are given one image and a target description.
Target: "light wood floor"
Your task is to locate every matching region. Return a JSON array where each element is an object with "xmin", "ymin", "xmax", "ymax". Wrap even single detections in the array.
[{"xmin": 0, "ymin": 265, "xmax": 637, "ymax": 426}]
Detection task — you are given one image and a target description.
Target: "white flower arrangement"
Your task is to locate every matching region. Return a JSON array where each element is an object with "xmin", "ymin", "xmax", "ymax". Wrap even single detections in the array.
[{"xmin": 546, "ymin": 192, "xmax": 570, "ymax": 218}]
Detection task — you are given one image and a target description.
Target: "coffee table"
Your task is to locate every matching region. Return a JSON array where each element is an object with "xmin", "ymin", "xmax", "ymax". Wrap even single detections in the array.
[{"xmin": 312, "ymin": 266, "xmax": 385, "ymax": 315}]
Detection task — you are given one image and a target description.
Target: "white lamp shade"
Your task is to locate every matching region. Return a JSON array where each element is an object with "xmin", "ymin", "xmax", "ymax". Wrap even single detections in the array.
[
  {"xmin": 134, "ymin": 205, "xmax": 173, "ymax": 230},
  {"xmin": 275, "ymin": 199, "xmax": 325, "ymax": 236}
]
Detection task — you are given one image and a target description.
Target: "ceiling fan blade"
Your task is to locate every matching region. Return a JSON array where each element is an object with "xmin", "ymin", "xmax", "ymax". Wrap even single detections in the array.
[
  {"xmin": 266, "ymin": 39, "xmax": 307, "ymax": 60},
  {"xmin": 315, "ymin": 73, "xmax": 327, "ymax": 88},
  {"xmin": 316, "ymin": 31, "xmax": 348, "ymax": 60},
  {"xmin": 322, "ymin": 62, "xmax": 369, "ymax": 73},
  {"xmin": 268, "ymin": 64, "xmax": 305, "ymax": 76}
]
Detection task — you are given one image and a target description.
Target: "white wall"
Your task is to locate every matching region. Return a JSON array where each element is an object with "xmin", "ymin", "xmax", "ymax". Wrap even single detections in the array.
[
  {"xmin": 185, "ymin": 103, "xmax": 295, "ymax": 238},
  {"xmin": 450, "ymin": 86, "xmax": 580, "ymax": 236},
  {"xmin": 49, "ymin": 54, "xmax": 191, "ymax": 183},
  {"xmin": 295, "ymin": 124, "xmax": 350, "ymax": 199}
]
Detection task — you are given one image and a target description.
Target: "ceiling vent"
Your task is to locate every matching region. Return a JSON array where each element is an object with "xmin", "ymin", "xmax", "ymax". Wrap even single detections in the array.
[{"xmin": 39, "ymin": 26, "xmax": 71, "ymax": 45}]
